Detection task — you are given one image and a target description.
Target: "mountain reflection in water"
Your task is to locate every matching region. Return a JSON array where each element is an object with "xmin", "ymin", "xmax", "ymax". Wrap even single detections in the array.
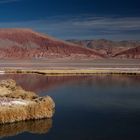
[
  {"xmin": 0, "ymin": 74, "xmax": 140, "ymax": 140},
  {"xmin": 0, "ymin": 74, "xmax": 139, "ymax": 94}
]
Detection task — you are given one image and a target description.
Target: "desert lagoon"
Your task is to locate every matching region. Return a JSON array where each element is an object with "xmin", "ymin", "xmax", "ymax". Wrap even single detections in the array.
[{"xmin": 0, "ymin": 74, "xmax": 140, "ymax": 140}]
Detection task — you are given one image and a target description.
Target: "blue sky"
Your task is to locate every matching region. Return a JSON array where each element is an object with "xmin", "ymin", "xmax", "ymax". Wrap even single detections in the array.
[{"xmin": 0, "ymin": 0, "xmax": 140, "ymax": 40}]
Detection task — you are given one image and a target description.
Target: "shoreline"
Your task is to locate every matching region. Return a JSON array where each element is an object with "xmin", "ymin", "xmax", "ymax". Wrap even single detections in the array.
[
  {"xmin": 0, "ymin": 59, "xmax": 139, "ymax": 75},
  {"xmin": 2, "ymin": 68, "xmax": 140, "ymax": 76}
]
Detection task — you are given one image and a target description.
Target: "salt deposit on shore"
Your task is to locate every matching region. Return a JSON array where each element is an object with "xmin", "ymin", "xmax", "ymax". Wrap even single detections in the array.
[
  {"xmin": 0, "ymin": 71, "xmax": 4, "ymax": 75},
  {"xmin": 0, "ymin": 97, "xmax": 30, "ymax": 106}
]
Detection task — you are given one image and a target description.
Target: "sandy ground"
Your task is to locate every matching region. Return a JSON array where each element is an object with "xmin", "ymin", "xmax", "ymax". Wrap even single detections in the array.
[
  {"xmin": 0, "ymin": 59, "xmax": 139, "ymax": 69},
  {"xmin": 0, "ymin": 59, "xmax": 139, "ymax": 74}
]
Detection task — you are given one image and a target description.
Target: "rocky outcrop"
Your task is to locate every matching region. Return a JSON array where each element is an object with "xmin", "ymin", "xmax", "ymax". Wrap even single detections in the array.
[
  {"xmin": 0, "ymin": 28, "xmax": 103, "ymax": 59},
  {"xmin": 0, "ymin": 79, "xmax": 55, "ymax": 124}
]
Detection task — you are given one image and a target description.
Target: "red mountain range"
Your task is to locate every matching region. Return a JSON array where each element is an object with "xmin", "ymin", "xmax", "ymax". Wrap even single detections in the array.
[
  {"xmin": 0, "ymin": 29, "xmax": 103, "ymax": 59},
  {"xmin": 0, "ymin": 28, "xmax": 139, "ymax": 59}
]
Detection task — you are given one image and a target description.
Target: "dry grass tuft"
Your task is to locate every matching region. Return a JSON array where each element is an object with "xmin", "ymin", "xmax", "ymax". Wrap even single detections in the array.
[{"xmin": 0, "ymin": 79, "xmax": 55, "ymax": 124}]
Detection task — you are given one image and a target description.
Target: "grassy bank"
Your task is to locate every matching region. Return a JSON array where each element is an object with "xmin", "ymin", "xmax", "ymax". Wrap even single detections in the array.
[
  {"xmin": 0, "ymin": 59, "xmax": 139, "ymax": 75},
  {"xmin": 4, "ymin": 68, "xmax": 140, "ymax": 76}
]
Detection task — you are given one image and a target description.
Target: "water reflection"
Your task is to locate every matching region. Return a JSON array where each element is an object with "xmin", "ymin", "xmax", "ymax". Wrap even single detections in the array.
[
  {"xmin": 0, "ymin": 74, "xmax": 140, "ymax": 140},
  {"xmin": 0, "ymin": 74, "xmax": 139, "ymax": 94},
  {"xmin": 0, "ymin": 119, "xmax": 52, "ymax": 139}
]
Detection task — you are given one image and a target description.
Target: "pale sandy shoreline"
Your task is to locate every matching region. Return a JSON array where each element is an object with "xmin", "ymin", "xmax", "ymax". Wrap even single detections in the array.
[{"xmin": 0, "ymin": 59, "xmax": 139, "ymax": 75}]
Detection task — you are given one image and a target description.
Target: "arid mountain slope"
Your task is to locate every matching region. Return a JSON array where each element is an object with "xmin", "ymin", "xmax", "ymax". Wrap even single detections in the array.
[
  {"xmin": 113, "ymin": 46, "xmax": 140, "ymax": 59},
  {"xmin": 68, "ymin": 39, "xmax": 140, "ymax": 58},
  {"xmin": 0, "ymin": 29, "xmax": 103, "ymax": 59}
]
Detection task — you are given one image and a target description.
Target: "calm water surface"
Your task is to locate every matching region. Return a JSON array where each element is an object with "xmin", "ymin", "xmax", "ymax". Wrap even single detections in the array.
[{"xmin": 0, "ymin": 74, "xmax": 140, "ymax": 140}]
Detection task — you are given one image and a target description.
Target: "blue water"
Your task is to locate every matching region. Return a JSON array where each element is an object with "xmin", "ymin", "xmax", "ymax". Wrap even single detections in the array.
[{"xmin": 1, "ymin": 75, "xmax": 140, "ymax": 140}]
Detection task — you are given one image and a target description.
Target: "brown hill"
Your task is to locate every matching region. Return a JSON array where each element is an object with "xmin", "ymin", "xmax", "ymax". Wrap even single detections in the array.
[
  {"xmin": 113, "ymin": 46, "xmax": 140, "ymax": 59},
  {"xmin": 0, "ymin": 29, "xmax": 103, "ymax": 59},
  {"xmin": 67, "ymin": 39, "xmax": 140, "ymax": 58}
]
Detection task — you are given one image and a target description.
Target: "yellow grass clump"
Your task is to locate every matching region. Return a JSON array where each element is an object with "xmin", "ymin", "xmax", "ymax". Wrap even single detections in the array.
[{"xmin": 0, "ymin": 79, "xmax": 55, "ymax": 124}]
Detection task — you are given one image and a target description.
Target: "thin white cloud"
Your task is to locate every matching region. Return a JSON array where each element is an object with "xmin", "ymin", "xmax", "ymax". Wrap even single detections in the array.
[
  {"xmin": 0, "ymin": 15, "xmax": 140, "ymax": 40},
  {"xmin": 0, "ymin": 0, "xmax": 22, "ymax": 4}
]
